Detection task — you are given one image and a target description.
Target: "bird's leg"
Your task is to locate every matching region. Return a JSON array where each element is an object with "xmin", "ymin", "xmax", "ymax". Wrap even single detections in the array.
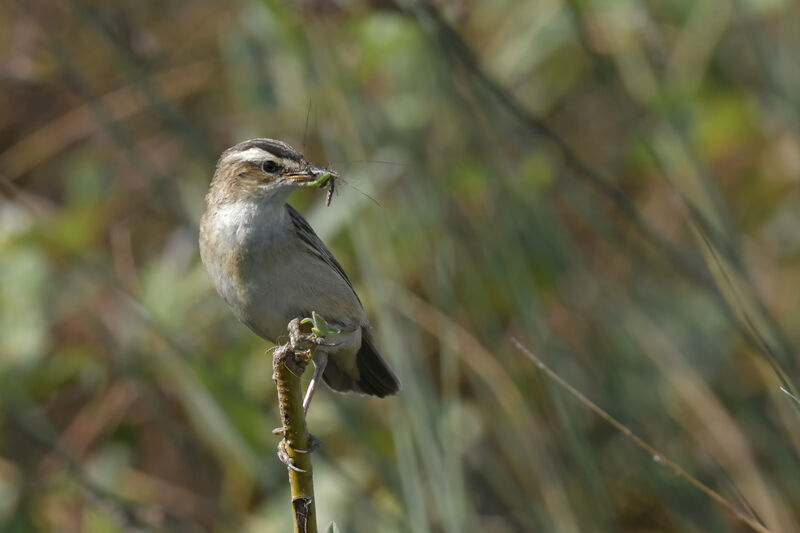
[{"xmin": 302, "ymin": 351, "xmax": 328, "ymax": 414}]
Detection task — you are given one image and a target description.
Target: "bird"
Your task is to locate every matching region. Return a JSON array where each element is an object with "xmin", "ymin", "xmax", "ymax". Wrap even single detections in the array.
[{"xmin": 199, "ymin": 138, "xmax": 400, "ymax": 412}]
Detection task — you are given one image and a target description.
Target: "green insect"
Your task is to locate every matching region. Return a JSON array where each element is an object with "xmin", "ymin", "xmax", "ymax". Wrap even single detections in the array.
[{"xmin": 304, "ymin": 170, "xmax": 337, "ymax": 207}]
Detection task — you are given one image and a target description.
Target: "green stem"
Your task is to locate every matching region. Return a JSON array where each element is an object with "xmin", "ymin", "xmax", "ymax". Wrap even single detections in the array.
[{"xmin": 273, "ymin": 344, "xmax": 317, "ymax": 533}]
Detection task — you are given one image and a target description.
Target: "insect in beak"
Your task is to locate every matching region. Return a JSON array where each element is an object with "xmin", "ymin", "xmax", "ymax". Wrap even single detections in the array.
[
  {"xmin": 282, "ymin": 165, "xmax": 338, "ymax": 206},
  {"xmin": 324, "ymin": 172, "xmax": 336, "ymax": 207}
]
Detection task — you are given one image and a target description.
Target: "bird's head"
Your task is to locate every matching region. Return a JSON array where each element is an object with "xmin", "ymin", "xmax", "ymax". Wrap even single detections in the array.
[{"xmin": 206, "ymin": 138, "xmax": 334, "ymax": 206}]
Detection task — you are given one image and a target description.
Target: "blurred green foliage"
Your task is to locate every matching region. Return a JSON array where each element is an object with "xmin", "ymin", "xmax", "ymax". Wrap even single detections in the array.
[{"xmin": 1, "ymin": 0, "xmax": 800, "ymax": 531}]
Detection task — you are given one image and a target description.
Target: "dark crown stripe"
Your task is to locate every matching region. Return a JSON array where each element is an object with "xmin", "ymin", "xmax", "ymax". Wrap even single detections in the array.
[{"xmin": 229, "ymin": 138, "xmax": 305, "ymax": 161}]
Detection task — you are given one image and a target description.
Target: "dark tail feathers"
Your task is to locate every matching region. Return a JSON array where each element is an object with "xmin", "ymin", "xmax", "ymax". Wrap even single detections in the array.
[
  {"xmin": 322, "ymin": 332, "xmax": 400, "ymax": 397},
  {"xmin": 355, "ymin": 333, "xmax": 401, "ymax": 397}
]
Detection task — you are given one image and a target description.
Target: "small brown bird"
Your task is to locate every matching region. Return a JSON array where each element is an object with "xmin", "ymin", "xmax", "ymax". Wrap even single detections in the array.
[{"xmin": 199, "ymin": 139, "xmax": 400, "ymax": 411}]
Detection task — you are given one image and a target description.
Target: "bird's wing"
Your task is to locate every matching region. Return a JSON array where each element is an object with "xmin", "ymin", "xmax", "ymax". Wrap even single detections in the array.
[{"xmin": 285, "ymin": 203, "xmax": 362, "ymax": 306}]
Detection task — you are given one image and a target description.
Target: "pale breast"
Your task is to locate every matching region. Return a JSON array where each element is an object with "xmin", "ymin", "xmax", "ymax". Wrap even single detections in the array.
[{"xmin": 200, "ymin": 200, "xmax": 366, "ymax": 345}]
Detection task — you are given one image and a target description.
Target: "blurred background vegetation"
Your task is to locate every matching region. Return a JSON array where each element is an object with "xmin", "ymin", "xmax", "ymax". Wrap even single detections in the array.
[{"xmin": 1, "ymin": 0, "xmax": 800, "ymax": 531}]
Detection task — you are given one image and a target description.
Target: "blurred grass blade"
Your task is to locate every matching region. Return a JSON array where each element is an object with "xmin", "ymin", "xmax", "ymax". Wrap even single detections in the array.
[{"xmin": 511, "ymin": 338, "xmax": 770, "ymax": 533}]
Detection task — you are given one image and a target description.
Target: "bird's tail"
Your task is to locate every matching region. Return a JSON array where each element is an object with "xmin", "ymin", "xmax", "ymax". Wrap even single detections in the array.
[{"xmin": 322, "ymin": 332, "xmax": 400, "ymax": 397}]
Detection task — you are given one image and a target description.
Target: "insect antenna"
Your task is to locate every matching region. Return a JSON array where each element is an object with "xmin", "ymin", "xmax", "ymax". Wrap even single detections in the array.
[{"xmin": 302, "ymin": 99, "xmax": 312, "ymax": 150}]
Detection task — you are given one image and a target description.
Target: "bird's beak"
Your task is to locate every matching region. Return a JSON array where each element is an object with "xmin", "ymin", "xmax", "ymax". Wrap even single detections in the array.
[
  {"xmin": 283, "ymin": 165, "xmax": 326, "ymax": 183},
  {"xmin": 282, "ymin": 165, "xmax": 337, "ymax": 187}
]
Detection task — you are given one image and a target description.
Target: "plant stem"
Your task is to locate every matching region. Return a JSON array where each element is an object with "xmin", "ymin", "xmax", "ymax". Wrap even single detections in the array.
[{"xmin": 273, "ymin": 341, "xmax": 318, "ymax": 533}]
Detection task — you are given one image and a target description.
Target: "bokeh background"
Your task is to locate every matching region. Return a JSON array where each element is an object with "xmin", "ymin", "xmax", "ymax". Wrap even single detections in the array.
[{"xmin": 2, "ymin": 0, "xmax": 800, "ymax": 531}]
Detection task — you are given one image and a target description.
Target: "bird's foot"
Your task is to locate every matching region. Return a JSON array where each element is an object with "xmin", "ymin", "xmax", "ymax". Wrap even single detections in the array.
[
  {"xmin": 287, "ymin": 319, "xmax": 326, "ymax": 352},
  {"xmin": 294, "ymin": 433, "xmax": 322, "ymax": 454},
  {"xmin": 277, "ymin": 438, "xmax": 305, "ymax": 472},
  {"xmin": 289, "ymin": 331, "xmax": 338, "ymax": 352},
  {"xmin": 276, "ymin": 434, "xmax": 321, "ymax": 471},
  {"xmin": 288, "ymin": 313, "xmax": 342, "ymax": 352}
]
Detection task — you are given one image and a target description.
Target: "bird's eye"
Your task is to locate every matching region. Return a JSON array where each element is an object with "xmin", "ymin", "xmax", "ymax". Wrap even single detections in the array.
[{"xmin": 262, "ymin": 160, "xmax": 280, "ymax": 173}]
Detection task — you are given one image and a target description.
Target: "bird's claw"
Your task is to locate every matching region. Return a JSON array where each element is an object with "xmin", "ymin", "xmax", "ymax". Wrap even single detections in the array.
[
  {"xmin": 294, "ymin": 434, "xmax": 321, "ymax": 454},
  {"xmin": 288, "ymin": 317, "xmax": 341, "ymax": 352},
  {"xmin": 277, "ymin": 439, "xmax": 307, "ymax": 472},
  {"xmin": 287, "ymin": 320, "xmax": 315, "ymax": 352},
  {"xmin": 296, "ymin": 335, "xmax": 338, "ymax": 350},
  {"xmin": 276, "ymin": 434, "xmax": 321, "ymax": 471},
  {"xmin": 312, "ymin": 339, "xmax": 339, "ymax": 348}
]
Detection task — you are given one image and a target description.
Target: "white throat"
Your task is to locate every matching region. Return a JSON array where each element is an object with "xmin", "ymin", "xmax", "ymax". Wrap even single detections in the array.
[{"xmin": 210, "ymin": 196, "xmax": 289, "ymax": 247}]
